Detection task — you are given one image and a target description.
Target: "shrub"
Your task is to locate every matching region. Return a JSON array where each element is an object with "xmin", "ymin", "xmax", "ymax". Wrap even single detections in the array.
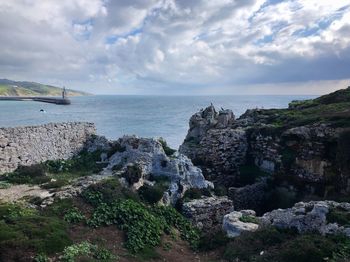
[
  {"xmin": 198, "ymin": 230, "xmax": 230, "ymax": 251},
  {"xmin": 41, "ymin": 179, "xmax": 70, "ymax": 189},
  {"xmin": 327, "ymin": 208, "xmax": 350, "ymax": 227},
  {"xmin": 159, "ymin": 139, "xmax": 176, "ymax": 157},
  {"xmin": 61, "ymin": 241, "xmax": 93, "ymax": 262},
  {"xmin": 107, "ymin": 142, "xmax": 126, "ymax": 158},
  {"xmin": 138, "ymin": 184, "xmax": 165, "ymax": 204},
  {"xmin": 2, "ymin": 164, "xmax": 50, "ymax": 185},
  {"xmin": 183, "ymin": 188, "xmax": 211, "ymax": 202},
  {"xmin": 63, "ymin": 208, "xmax": 85, "ymax": 223},
  {"xmin": 34, "ymin": 254, "xmax": 49, "ymax": 262},
  {"xmin": 0, "ymin": 181, "xmax": 11, "ymax": 189},
  {"xmin": 82, "ymin": 178, "xmax": 139, "ymax": 207},
  {"xmin": 214, "ymin": 185, "xmax": 227, "ymax": 196},
  {"xmin": 122, "ymin": 164, "xmax": 142, "ymax": 185}
]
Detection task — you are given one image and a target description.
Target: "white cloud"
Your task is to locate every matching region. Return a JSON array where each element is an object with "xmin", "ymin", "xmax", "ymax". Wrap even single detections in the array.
[{"xmin": 0, "ymin": 0, "xmax": 349, "ymax": 94}]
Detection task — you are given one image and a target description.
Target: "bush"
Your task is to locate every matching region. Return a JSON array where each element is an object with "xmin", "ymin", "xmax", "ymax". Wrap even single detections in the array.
[
  {"xmin": 82, "ymin": 178, "xmax": 139, "ymax": 207},
  {"xmin": 63, "ymin": 208, "xmax": 85, "ymax": 223},
  {"xmin": 183, "ymin": 188, "xmax": 211, "ymax": 202},
  {"xmin": 138, "ymin": 184, "xmax": 165, "ymax": 204},
  {"xmin": 122, "ymin": 164, "xmax": 142, "ymax": 185},
  {"xmin": 159, "ymin": 138, "xmax": 176, "ymax": 157},
  {"xmin": 327, "ymin": 208, "xmax": 350, "ymax": 227},
  {"xmin": 2, "ymin": 164, "xmax": 50, "ymax": 185},
  {"xmin": 198, "ymin": 230, "xmax": 230, "ymax": 251}
]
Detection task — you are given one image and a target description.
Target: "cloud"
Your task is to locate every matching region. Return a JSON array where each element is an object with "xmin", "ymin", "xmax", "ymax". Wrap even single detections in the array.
[{"xmin": 0, "ymin": 0, "xmax": 349, "ymax": 94}]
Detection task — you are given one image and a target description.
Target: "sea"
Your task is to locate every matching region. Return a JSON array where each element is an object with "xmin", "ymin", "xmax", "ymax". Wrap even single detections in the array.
[{"xmin": 0, "ymin": 95, "xmax": 315, "ymax": 149}]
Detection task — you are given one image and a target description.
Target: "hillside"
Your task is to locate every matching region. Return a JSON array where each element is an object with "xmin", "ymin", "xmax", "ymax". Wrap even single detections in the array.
[{"xmin": 0, "ymin": 79, "xmax": 90, "ymax": 97}]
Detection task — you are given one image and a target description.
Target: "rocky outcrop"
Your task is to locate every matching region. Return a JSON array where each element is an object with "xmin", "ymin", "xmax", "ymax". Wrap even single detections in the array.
[
  {"xmin": 261, "ymin": 201, "xmax": 350, "ymax": 237},
  {"xmin": 223, "ymin": 210, "xmax": 259, "ymax": 237},
  {"xmin": 182, "ymin": 196, "xmax": 233, "ymax": 229},
  {"xmin": 228, "ymin": 178, "xmax": 268, "ymax": 211},
  {"xmin": 105, "ymin": 136, "xmax": 213, "ymax": 205},
  {"xmin": 180, "ymin": 87, "xmax": 350, "ymax": 194},
  {"xmin": 179, "ymin": 106, "xmax": 247, "ymax": 186},
  {"xmin": 0, "ymin": 122, "xmax": 96, "ymax": 174}
]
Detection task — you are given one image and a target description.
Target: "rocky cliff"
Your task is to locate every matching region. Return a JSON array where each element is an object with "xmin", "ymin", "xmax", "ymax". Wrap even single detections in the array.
[{"xmin": 180, "ymin": 87, "xmax": 350, "ymax": 198}]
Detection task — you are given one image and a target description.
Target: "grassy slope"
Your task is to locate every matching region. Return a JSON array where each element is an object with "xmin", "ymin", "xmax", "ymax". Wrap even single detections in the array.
[
  {"xmin": 0, "ymin": 79, "xmax": 89, "ymax": 97},
  {"xmin": 242, "ymin": 86, "xmax": 350, "ymax": 130}
]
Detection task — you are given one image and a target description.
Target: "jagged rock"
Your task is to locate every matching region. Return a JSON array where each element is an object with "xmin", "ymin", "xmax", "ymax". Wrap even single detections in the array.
[
  {"xmin": 261, "ymin": 201, "xmax": 350, "ymax": 236},
  {"xmin": 180, "ymin": 105, "xmax": 246, "ymax": 186},
  {"xmin": 223, "ymin": 210, "xmax": 259, "ymax": 237},
  {"xmin": 106, "ymin": 136, "xmax": 213, "ymax": 205},
  {"xmin": 182, "ymin": 196, "xmax": 233, "ymax": 229}
]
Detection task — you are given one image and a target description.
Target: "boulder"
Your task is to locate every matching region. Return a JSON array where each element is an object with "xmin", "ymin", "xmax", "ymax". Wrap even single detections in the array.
[{"xmin": 223, "ymin": 210, "xmax": 259, "ymax": 238}]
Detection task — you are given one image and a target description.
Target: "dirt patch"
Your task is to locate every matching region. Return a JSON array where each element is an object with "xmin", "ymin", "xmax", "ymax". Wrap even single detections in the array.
[{"xmin": 0, "ymin": 184, "xmax": 52, "ymax": 202}]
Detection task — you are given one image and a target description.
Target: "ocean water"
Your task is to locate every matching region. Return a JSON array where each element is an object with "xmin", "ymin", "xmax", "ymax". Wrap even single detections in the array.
[{"xmin": 0, "ymin": 95, "xmax": 314, "ymax": 148}]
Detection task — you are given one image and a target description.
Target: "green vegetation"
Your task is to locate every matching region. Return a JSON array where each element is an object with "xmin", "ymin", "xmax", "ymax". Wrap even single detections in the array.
[
  {"xmin": 63, "ymin": 208, "xmax": 85, "ymax": 224},
  {"xmin": 122, "ymin": 164, "xmax": 143, "ymax": 185},
  {"xmin": 327, "ymin": 208, "xmax": 350, "ymax": 227},
  {"xmin": 239, "ymin": 215, "xmax": 259, "ymax": 224},
  {"xmin": 0, "ymin": 150, "xmax": 107, "ymax": 187},
  {"xmin": 249, "ymin": 87, "xmax": 350, "ymax": 131},
  {"xmin": 61, "ymin": 241, "xmax": 116, "ymax": 262},
  {"xmin": 138, "ymin": 184, "xmax": 165, "ymax": 204},
  {"xmin": 183, "ymin": 188, "xmax": 212, "ymax": 202},
  {"xmin": 159, "ymin": 138, "xmax": 176, "ymax": 156},
  {"xmin": 222, "ymin": 227, "xmax": 350, "ymax": 262},
  {"xmin": 0, "ymin": 78, "xmax": 89, "ymax": 96},
  {"xmin": 0, "ymin": 203, "xmax": 72, "ymax": 256}
]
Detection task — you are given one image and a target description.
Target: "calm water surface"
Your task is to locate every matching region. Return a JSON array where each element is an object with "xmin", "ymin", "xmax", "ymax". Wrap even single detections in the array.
[{"xmin": 0, "ymin": 95, "xmax": 315, "ymax": 148}]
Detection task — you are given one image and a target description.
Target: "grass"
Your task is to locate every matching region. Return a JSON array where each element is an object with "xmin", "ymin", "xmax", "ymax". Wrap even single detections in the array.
[{"xmin": 0, "ymin": 203, "xmax": 72, "ymax": 256}]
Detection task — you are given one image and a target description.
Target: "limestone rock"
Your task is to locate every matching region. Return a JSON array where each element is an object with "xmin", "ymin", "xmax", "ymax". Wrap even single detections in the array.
[
  {"xmin": 223, "ymin": 210, "xmax": 259, "ymax": 238},
  {"xmin": 182, "ymin": 196, "xmax": 233, "ymax": 229},
  {"xmin": 106, "ymin": 136, "xmax": 213, "ymax": 205}
]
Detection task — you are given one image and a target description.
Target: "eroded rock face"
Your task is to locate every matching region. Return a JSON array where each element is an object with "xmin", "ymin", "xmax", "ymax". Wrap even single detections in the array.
[
  {"xmin": 223, "ymin": 210, "xmax": 259, "ymax": 237},
  {"xmin": 261, "ymin": 201, "xmax": 350, "ymax": 237},
  {"xmin": 106, "ymin": 136, "xmax": 213, "ymax": 205},
  {"xmin": 182, "ymin": 196, "xmax": 233, "ymax": 230},
  {"xmin": 180, "ymin": 103, "xmax": 350, "ymax": 192},
  {"xmin": 180, "ymin": 106, "xmax": 247, "ymax": 186}
]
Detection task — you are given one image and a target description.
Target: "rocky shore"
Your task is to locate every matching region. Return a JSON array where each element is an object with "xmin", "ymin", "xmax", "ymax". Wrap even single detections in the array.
[{"xmin": 0, "ymin": 86, "xmax": 350, "ymax": 262}]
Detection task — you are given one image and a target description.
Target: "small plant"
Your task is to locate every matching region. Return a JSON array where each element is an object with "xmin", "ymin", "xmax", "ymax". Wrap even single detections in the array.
[
  {"xmin": 61, "ymin": 241, "xmax": 93, "ymax": 262},
  {"xmin": 34, "ymin": 253, "xmax": 49, "ymax": 262},
  {"xmin": 239, "ymin": 215, "xmax": 259, "ymax": 224},
  {"xmin": 159, "ymin": 138, "xmax": 176, "ymax": 157},
  {"xmin": 122, "ymin": 164, "xmax": 142, "ymax": 185},
  {"xmin": 0, "ymin": 181, "xmax": 11, "ymax": 189},
  {"xmin": 63, "ymin": 208, "xmax": 85, "ymax": 223},
  {"xmin": 138, "ymin": 184, "xmax": 165, "ymax": 204}
]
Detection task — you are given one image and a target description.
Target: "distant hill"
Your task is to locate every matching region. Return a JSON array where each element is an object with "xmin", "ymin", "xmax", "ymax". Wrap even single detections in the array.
[{"xmin": 0, "ymin": 79, "xmax": 90, "ymax": 97}]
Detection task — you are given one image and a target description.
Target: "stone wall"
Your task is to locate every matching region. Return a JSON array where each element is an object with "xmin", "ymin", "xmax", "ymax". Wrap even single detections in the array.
[{"xmin": 0, "ymin": 122, "xmax": 96, "ymax": 174}]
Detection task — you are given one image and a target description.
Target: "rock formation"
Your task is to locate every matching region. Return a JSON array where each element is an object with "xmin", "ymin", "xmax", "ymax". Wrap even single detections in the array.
[
  {"xmin": 180, "ymin": 87, "xmax": 350, "ymax": 197},
  {"xmin": 105, "ymin": 136, "xmax": 213, "ymax": 205}
]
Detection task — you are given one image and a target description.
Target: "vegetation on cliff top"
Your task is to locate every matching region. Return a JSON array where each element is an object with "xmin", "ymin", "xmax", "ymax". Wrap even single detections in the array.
[
  {"xmin": 242, "ymin": 86, "xmax": 350, "ymax": 130},
  {"xmin": 0, "ymin": 78, "xmax": 89, "ymax": 96}
]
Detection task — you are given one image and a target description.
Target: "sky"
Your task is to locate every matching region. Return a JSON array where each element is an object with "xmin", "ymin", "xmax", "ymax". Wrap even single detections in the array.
[{"xmin": 0, "ymin": 0, "xmax": 349, "ymax": 95}]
